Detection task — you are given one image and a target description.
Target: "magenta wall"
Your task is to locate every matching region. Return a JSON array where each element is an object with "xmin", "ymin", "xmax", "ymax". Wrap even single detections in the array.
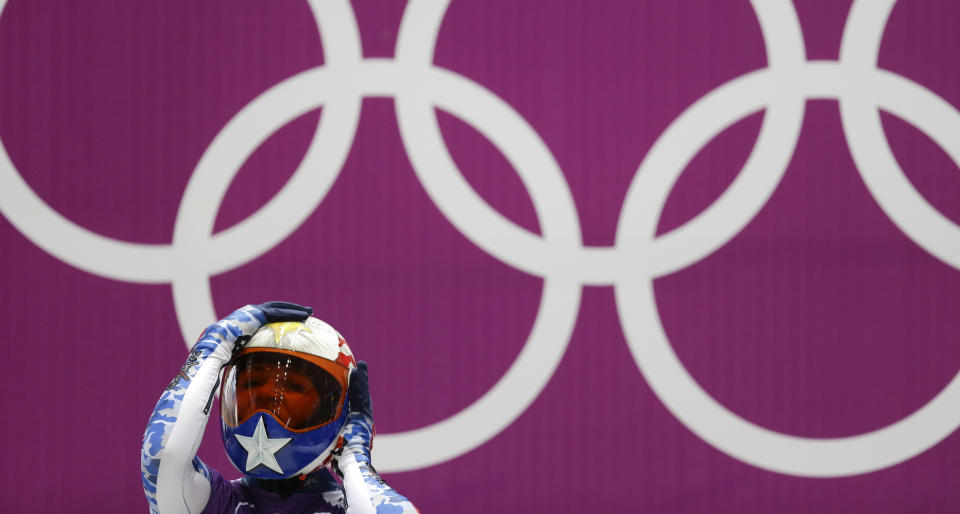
[{"xmin": 2, "ymin": 0, "xmax": 960, "ymax": 512}]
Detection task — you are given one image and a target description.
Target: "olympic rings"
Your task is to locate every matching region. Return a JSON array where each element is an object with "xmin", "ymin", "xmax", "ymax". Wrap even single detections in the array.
[{"xmin": 1, "ymin": 0, "xmax": 958, "ymax": 475}]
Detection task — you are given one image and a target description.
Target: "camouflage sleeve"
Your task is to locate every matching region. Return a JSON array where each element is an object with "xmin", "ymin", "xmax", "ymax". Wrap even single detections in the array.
[
  {"xmin": 336, "ymin": 413, "xmax": 419, "ymax": 514},
  {"xmin": 140, "ymin": 306, "xmax": 266, "ymax": 514}
]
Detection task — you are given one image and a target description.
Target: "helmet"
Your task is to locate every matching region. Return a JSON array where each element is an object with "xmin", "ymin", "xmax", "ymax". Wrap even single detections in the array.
[{"xmin": 220, "ymin": 317, "xmax": 357, "ymax": 479}]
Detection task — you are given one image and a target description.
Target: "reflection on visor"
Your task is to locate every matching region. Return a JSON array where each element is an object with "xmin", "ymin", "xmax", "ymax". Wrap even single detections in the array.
[{"xmin": 221, "ymin": 350, "xmax": 347, "ymax": 431}]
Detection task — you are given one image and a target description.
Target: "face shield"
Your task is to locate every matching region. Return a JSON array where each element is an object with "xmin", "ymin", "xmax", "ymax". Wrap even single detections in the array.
[{"xmin": 221, "ymin": 348, "xmax": 349, "ymax": 431}]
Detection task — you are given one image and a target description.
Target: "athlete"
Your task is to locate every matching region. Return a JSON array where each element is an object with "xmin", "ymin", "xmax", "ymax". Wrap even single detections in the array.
[{"xmin": 141, "ymin": 302, "xmax": 418, "ymax": 513}]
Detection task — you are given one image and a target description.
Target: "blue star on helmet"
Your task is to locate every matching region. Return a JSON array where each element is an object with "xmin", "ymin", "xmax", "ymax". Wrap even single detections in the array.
[{"xmin": 234, "ymin": 416, "xmax": 291, "ymax": 474}]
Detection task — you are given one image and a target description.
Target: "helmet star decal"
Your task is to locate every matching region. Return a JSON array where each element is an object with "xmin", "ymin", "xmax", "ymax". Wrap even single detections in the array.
[{"xmin": 234, "ymin": 416, "xmax": 291, "ymax": 474}]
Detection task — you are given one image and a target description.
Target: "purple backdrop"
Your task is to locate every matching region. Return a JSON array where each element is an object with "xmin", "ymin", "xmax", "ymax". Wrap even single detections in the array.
[{"xmin": 1, "ymin": 0, "xmax": 959, "ymax": 512}]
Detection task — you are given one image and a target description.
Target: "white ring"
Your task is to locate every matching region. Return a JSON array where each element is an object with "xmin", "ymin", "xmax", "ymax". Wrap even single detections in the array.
[
  {"xmin": 0, "ymin": 0, "xmax": 177, "ymax": 283},
  {"xmin": 374, "ymin": 0, "xmax": 582, "ymax": 471},
  {"xmin": 616, "ymin": 0, "xmax": 960, "ymax": 477},
  {"xmin": 169, "ymin": 0, "xmax": 364, "ymax": 344}
]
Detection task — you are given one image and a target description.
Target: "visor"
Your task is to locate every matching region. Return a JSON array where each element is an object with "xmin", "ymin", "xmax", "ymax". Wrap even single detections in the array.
[{"xmin": 221, "ymin": 348, "xmax": 349, "ymax": 432}]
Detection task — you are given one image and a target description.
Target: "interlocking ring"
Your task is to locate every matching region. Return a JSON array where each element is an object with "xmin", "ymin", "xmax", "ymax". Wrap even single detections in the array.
[{"xmin": 1, "ymin": 0, "xmax": 958, "ymax": 476}]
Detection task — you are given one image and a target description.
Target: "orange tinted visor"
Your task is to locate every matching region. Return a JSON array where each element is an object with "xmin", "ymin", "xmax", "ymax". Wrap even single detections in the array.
[{"xmin": 220, "ymin": 348, "xmax": 349, "ymax": 432}]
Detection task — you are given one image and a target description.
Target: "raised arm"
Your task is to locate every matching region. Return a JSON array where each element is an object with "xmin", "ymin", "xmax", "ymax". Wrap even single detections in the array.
[
  {"xmin": 140, "ymin": 302, "xmax": 311, "ymax": 513},
  {"xmin": 334, "ymin": 362, "xmax": 419, "ymax": 514}
]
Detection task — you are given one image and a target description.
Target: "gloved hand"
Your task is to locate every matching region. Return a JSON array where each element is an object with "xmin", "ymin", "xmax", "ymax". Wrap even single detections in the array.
[
  {"xmin": 348, "ymin": 361, "xmax": 374, "ymax": 422},
  {"xmin": 254, "ymin": 301, "xmax": 313, "ymax": 323},
  {"xmin": 335, "ymin": 361, "xmax": 375, "ymax": 462},
  {"xmin": 194, "ymin": 301, "xmax": 313, "ymax": 354},
  {"xmin": 332, "ymin": 361, "xmax": 418, "ymax": 511}
]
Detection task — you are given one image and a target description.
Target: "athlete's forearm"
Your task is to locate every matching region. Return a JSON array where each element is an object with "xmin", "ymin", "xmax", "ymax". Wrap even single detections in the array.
[
  {"xmin": 140, "ymin": 307, "xmax": 265, "ymax": 514},
  {"xmin": 338, "ymin": 413, "xmax": 419, "ymax": 514}
]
